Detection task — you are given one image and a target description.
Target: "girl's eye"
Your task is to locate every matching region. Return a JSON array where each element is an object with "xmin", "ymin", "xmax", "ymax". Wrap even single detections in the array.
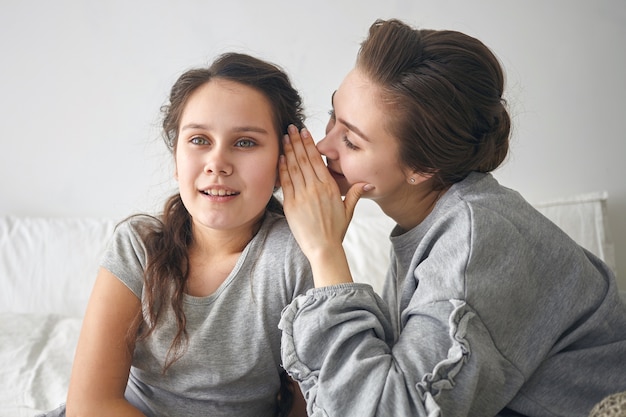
[
  {"xmin": 342, "ymin": 135, "xmax": 359, "ymax": 150},
  {"xmin": 235, "ymin": 138, "xmax": 256, "ymax": 148},
  {"xmin": 190, "ymin": 136, "xmax": 208, "ymax": 145}
]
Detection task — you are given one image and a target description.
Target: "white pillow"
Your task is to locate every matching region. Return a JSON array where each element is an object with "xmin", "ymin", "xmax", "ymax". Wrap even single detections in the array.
[
  {"xmin": 344, "ymin": 202, "xmax": 395, "ymax": 295},
  {"xmin": 534, "ymin": 191, "xmax": 616, "ymax": 273},
  {"xmin": 0, "ymin": 217, "xmax": 118, "ymax": 316}
]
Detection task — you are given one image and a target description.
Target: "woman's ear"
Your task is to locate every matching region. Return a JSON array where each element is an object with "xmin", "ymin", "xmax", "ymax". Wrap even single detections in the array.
[{"xmin": 404, "ymin": 168, "xmax": 433, "ymax": 185}]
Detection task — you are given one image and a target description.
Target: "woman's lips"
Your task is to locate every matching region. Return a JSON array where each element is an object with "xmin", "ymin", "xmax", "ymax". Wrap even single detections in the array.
[
  {"xmin": 326, "ymin": 165, "xmax": 350, "ymax": 195},
  {"xmin": 326, "ymin": 165, "xmax": 345, "ymax": 180}
]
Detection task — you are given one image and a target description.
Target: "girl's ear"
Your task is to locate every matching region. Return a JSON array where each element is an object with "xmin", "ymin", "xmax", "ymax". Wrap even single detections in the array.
[
  {"xmin": 172, "ymin": 145, "xmax": 179, "ymax": 180},
  {"xmin": 275, "ymin": 170, "xmax": 281, "ymax": 189}
]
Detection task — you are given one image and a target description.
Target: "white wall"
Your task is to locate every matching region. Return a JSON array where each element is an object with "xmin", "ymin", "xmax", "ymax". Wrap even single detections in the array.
[{"xmin": 1, "ymin": 0, "xmax": 624, "ymax": 289}]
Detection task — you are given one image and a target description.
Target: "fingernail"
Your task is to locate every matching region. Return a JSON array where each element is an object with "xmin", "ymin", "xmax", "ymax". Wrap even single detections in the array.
[
  {"xmin": 301, "ymin": 127, "xmax": 309, "ymax": 138},
  {"xmin": 363, "ymin": 184, "xmax": 375, "ymax": 192},
  {"xmin": 283, "ymin": 134, "xmax": 290, "ymax": 144},
  {"xmin": 288, "ymin": 124, "xmax": 297, "ymax": 134}
]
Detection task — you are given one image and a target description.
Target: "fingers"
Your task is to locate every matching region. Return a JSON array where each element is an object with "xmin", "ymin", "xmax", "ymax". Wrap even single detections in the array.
[
  {"xmin": 278, "ymin": 154, "xmax": 294, "ymax": 202},
  {"xmin": 286, "ymin": 125, "xmax": 312, "ymax": 183},
  {"xmin": 280, "ymin": 127, "xmax": 306, "ymax": 201},
  {"xmin": 284, "ymin": 125, "xmax": 331, "ymax": 184},
  {"xmin": 279, "ymin": 125, "xmax": 319, "ymax": 205},
  {"xmin": 297, "ymin": 127, "xmax": 332, "ymax": 181},
  {"xmin": 343, "ymin": 183, "xmax": 368, "ymax": 222}
]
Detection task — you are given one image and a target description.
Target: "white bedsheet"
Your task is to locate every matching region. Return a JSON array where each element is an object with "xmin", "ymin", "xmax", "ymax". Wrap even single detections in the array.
[{"xmin": 0, "ymin": 313, "xmax": 81, "ymax": 417}]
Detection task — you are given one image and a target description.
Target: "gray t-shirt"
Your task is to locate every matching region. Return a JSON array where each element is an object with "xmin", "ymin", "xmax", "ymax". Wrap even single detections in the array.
[
  {"xmin": 280, "ymin": 172, "xmax": 626, "ymax": 417},
  {"xmin": 102, "ymin": 211, "xmax": 313, "ymax": 417}
]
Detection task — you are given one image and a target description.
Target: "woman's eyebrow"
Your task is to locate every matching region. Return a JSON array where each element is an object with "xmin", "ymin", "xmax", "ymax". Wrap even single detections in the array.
[
  {"xmin": 337, "ymin": 117, "xmax": 371, "ymax": 142},
  {"xmin": 331, "ymin": 90, "xmax": 372, "ymax": 142}
]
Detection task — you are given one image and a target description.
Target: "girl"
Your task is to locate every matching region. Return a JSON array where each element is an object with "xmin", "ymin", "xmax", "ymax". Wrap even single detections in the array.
[
  {"xmin": 42, "ymin": 52, "xmax": 312, "ymax": 417},
  {"xmin": 278, "ymin": 19, "xmax": 626, "ymax": 417}
]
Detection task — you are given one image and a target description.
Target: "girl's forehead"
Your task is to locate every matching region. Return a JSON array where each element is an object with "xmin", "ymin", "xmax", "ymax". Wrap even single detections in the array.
[{"xmin": 182, "ymin": 80, "xmax": 273, "ymax": 116}]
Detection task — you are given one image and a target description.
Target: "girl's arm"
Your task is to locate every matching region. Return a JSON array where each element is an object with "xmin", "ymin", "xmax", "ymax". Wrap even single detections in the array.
[
  {"xmin": 279, "ymin": 125, "xmax": 368, "ymax": 287},
  {"xmin": 287, "ymin": 376, "xmax": 307, "ymax": 417},
  {"xmin": 66, "ymin": 267, "xmax": 145, "ymax": 417}
]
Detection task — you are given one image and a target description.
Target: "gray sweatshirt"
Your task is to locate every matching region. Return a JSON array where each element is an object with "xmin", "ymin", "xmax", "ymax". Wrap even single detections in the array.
[{"xmin": 279, "ymin": 172, "xmax": 626, "ymax": 417}]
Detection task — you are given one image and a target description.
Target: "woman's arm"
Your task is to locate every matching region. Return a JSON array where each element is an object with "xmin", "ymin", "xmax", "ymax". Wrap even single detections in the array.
[
  {"xmin": 279, "ymin": 125, "xmax": 368, "ymax": 287},
  {"xmin": 66, "ymin": 267, "xmax": 145, "ymax": 417}
]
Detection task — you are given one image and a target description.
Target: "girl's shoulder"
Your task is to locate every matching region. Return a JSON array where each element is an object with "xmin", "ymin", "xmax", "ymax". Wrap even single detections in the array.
[
  {"xmin": 115, "ymin": 214, "xmax": 162, "ymax": 238},
  {"xmin": 260, "ymin": 211, "xmax": 291, "ymax": 238},
  {"xmin": 256, "ymin": 211, "xmax": 306, "ymax": 260}
]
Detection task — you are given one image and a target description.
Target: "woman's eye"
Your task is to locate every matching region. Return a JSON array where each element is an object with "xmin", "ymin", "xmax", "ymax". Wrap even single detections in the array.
[
  {"xmin": 342, "ymin": 135, "xmax": 359, "ymax": 150},
  {"xmin": 190, "ymin": 136, "xmax": 208, "ymax": 145},
  {"xmin": 235, "ymin": 138, "xmax": 256, "ymax": 148},
  {"xmin": 325, "ymin": 110, "xmax": 336, "ymax": 134}
]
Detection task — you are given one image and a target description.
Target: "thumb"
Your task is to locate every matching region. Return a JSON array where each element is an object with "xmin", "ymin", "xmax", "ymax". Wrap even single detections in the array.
[{"xmin": 343, "ymin": 182, "xmax": 372, "ymax": 220}]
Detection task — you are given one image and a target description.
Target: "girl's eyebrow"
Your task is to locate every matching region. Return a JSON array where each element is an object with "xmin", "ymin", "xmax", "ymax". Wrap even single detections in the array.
[
  {"xmin": 180, "ymin": 123, "xmax": 269, "ymax": 134},
  {"xmin": 232, "ymin": 126, "xmax": 269, "ymax": 134}
]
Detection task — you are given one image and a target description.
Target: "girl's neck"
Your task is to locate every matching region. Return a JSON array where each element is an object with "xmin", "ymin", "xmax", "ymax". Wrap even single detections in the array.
[
  {"xmin": 190, "ymin": 214, "xmax": 264, "ymax": 256},
  {"xmin": 184, "ymin": 214, "xmax": 265, "ymax": 297}
]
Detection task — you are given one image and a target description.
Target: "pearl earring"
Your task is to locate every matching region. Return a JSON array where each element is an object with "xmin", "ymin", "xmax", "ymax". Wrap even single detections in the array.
[{"xmin": 409, "ymin": 178, "xmax": 416, "ymax": 184}]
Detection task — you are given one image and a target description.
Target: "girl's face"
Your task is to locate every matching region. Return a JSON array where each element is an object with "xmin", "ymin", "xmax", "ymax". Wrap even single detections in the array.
[
  {"xmin": 317, "ymin": 69, "xmax": 416, "ymax": 210},
  {"xmin": 175, "ymin": 79, "xmax": 280, "ymax": 234}
]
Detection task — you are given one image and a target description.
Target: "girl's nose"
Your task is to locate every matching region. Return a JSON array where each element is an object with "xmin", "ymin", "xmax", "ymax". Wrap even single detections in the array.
[{"xmin": 204, "ymin": 149, "xmax": 233, "ymax": 176}]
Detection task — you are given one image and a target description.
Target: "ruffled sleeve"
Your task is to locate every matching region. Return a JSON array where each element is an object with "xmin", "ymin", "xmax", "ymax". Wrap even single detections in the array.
[{"xmin": 279, "ymin": 283, "xmax": 521, "ymax": 416}]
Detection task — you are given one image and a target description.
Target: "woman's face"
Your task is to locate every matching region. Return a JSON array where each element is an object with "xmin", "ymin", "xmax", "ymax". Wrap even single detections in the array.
[
  {"xmin": 174, "ymin": 79, "xmax": 280, "ymax": 235},
  {"xmin": 317, "ymin": 68, "xmax": 415, "ymax": 208}
]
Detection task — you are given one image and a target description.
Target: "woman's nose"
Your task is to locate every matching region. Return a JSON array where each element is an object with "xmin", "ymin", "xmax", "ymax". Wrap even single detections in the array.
[{"xmin": 316, "ymin": 133, "xmax": 337, "ymax": 160}]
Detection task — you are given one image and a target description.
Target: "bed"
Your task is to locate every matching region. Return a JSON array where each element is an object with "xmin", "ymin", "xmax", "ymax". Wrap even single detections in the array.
[{"xmin": 0, "ymin": 191, "xmax": 619, "ymax": 416}]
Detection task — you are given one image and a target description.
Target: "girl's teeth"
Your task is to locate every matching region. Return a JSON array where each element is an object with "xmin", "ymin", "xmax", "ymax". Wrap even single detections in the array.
[{"xmin": 205, "ymin": 189, "xmax": 234, "ymax": 196}]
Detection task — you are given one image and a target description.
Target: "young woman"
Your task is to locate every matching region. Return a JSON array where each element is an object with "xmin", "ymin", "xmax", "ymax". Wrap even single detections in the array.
[
  {"xmin": 278, "ymin": 19, "xmax": 626, "ymax": 416},
  {"xmin": 40, "ymin": 52, "xmax": 312, "ymax": 417}
]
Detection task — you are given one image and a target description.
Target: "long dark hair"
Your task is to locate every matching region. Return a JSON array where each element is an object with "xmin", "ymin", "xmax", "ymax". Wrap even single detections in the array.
[
  {"xmin": 357, "ymin": 19, "xmax": 511, "ymax": 189},
  {"xmin": 135, "ymin": 53, "xmax": 305, "ymax": 376}
]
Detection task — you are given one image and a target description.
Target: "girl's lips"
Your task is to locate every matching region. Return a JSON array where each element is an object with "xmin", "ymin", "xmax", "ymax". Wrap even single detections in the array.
[
  {"xmin": 199, "ymin": 187, "xmax": 240, "ymax": 201},
  {"xmin": 201, "ymin": 189, "xmax": 239, "ymax": 197}
]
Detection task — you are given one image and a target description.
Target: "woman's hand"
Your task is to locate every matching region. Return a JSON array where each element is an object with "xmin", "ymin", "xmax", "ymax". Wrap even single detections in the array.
[{"xmin": 279, "ymin": 125, "xmax": 369, "ymax": 286}]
